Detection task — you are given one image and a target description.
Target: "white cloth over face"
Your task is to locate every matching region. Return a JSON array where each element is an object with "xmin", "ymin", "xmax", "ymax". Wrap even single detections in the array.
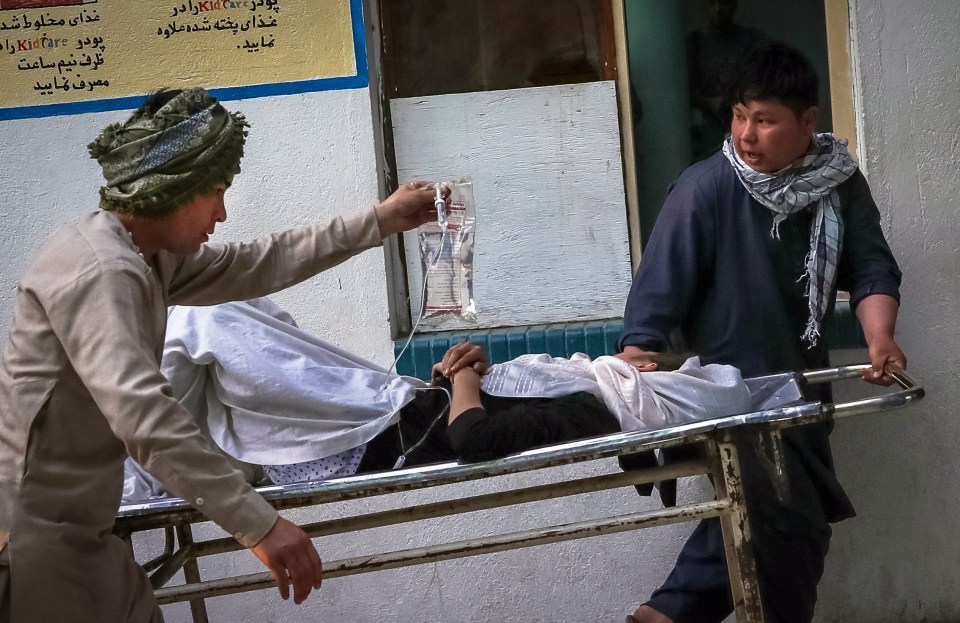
[
  {"xmin": 161, "ymin": 298, "xmax": 425, "ymax": 465},
  {"xmin": 123, "ymin": 298, "xmax": 423, "ymax": 504},
  {"xmin": 482, "ymin": 353, "xmax": 753, "ymax": 432}
]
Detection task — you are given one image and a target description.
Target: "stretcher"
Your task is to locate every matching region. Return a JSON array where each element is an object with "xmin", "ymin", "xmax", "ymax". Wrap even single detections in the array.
[{"xmin": 114, "ymin": 363, "xmax": 923, "ymax": 623}]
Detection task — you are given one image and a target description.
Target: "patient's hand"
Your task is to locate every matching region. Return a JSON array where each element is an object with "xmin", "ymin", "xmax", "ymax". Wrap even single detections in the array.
[
  {"xmin": 251, "ymin": 517, "xmax": 323, "ymax": 604},
  {"xmin": 432, "ymin": 342, "xmax": 489, "ymax": 384}
]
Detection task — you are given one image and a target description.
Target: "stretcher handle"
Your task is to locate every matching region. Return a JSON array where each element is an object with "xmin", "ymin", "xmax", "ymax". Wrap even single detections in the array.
[{"xmin": 802, "ymin": 363, "xmax": 923, "ymax": 419}]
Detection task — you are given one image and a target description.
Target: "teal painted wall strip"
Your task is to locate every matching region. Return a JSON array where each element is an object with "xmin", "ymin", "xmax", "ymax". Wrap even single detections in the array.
[
  {"xmin": 394, "ymin": 320, "xmax": 624, "ymax": 380},
  {"xmin": 393, "ymin": 304, "xmax": 865, "ymax": 381}
]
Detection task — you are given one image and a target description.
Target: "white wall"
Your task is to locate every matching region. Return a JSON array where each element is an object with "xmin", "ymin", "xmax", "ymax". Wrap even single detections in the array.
[{"xmin": 814, "ymin": 1, "xmax": 960, "ymax": 621}]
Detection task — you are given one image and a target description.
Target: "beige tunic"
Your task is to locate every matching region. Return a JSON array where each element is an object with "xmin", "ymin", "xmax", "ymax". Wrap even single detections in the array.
[{"xmin": 0, "ymin": 208, "xmax": 382, "ymax": 622}]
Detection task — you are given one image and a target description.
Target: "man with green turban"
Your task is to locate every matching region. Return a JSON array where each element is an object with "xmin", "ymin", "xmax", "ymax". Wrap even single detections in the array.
[{"xmin": 0, "ymin": 88, "xmax": 442, "ymax": 622}]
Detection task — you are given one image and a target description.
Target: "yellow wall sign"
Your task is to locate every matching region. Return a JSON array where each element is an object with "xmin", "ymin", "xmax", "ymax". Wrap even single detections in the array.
[{"xmin": 0, "ymin": 0, "xmax": 365, "ymax": 120}]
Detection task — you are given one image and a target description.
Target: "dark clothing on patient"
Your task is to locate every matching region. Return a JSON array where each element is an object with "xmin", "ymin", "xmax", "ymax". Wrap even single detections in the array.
[
  {"xmin": 446, "ymin": 391, "xmax": 620, "ymax": 462},
  {"xmin": 356, "ymin": 383, "xmax": 619, "ymax": 473}
]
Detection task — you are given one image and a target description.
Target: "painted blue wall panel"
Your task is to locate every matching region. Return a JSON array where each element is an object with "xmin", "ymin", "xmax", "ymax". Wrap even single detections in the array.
[
  {"xmin": 393, "ymin": 306, "xmax": 865, "ymax": 381},
  {"xmin": 394, "ymin": 320, "xmax": 625, "ymax": 380}
]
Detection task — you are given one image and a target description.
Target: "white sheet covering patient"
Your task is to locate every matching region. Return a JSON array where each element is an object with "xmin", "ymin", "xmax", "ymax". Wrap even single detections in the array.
[
  {"xmin": 123, "ymin": 298, "xmax": 755, "ymax": 503},
  {"xmin": 162, "ymin": 297, "xmax": 421, "ymax": 465}
]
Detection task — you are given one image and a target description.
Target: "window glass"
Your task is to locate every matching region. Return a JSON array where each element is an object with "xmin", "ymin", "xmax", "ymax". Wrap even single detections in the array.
[{"xmin": 382, "ymin": 0, "xmax": 616, "ymax": 98}]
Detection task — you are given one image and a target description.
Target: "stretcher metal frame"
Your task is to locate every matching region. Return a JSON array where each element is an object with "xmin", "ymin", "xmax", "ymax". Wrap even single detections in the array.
[{"xmin": 114, "ymin": 364, "xmax": 923, "ymax": 623}]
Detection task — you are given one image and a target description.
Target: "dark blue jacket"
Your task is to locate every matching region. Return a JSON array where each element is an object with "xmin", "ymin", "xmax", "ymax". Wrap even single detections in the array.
[
  {"xmin": 619, "ymin": 151, "xmax": 901, "ymax": 522},
  {"xmin": 620, "ymin": 151, "xmax": 901, "ymax": 378}
]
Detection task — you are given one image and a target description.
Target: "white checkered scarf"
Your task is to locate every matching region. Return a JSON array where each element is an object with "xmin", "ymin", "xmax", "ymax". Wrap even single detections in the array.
[{"xmin": 722, "ymin": 133, "xmax": 858, "ymax": 346}]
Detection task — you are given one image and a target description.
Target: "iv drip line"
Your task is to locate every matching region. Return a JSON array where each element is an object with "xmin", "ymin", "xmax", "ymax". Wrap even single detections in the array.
[{"xmin": 375, "ymin": 183, "xmax": 454, "ymax": 468}]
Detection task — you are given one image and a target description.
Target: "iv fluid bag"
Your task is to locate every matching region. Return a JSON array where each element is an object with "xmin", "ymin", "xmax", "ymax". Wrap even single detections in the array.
[{"xmin": 418, "ymin": 177, "xmax": 477, "ymax": 327}]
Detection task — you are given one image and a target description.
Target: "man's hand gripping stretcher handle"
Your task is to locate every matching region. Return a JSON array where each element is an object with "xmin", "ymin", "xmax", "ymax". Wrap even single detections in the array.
[{"xmin": 856, "ymin": 293, "xmax": 908, "ymax": 387}]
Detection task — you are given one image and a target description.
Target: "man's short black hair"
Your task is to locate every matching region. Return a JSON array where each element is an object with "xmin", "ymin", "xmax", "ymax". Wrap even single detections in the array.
[{"xmin": 724, "ymin": 41, "xmax": 819, "ymax": 116}]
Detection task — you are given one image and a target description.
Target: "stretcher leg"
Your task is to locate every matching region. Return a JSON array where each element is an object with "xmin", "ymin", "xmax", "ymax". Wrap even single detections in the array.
[
  {"xmin": 714, "ymin": 430, "xmax": 764, "ymax": 623},
  {"xmin": 176, "ymin": 524, "xmax": 210, "ymax": 623}
]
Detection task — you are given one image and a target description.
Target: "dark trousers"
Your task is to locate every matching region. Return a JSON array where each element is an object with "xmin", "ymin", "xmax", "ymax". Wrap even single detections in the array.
[
  {"xmin": 647, "ymin": 516, "xmax": 831, "ymax": 623},
  {"xmin": 648, "ymin": 426, "xmax": 843, "ymax": 623}
]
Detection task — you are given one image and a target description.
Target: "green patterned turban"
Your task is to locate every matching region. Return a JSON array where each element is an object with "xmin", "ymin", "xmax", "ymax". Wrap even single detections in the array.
[{"xmin": 88, "ymin": 88, "xmax": 248, "ymax": 218}]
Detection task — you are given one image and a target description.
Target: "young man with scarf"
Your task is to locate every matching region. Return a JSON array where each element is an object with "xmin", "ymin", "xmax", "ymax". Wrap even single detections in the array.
[
  {"xmin": 620, "ymin": 43, "xmax": 905, "ymax": 623},
  {"xmin": 0, "ymin": 88, "xmax": 441, "ymax": 622}
]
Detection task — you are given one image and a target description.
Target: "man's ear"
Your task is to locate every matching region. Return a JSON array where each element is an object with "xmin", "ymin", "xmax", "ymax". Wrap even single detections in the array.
[
  {"xmin": 802, "ymin": 106, "xmax": 819, "ymax": 133},
  {"xmin": 637, "ymin": 361, "xmax": 658, "ymax": 372}
]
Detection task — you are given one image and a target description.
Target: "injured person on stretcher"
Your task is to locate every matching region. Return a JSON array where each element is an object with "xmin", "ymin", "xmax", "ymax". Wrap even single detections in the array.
[{"xmin": 123, "ymin": 297, "xmax": 755, "ymax": 503}]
